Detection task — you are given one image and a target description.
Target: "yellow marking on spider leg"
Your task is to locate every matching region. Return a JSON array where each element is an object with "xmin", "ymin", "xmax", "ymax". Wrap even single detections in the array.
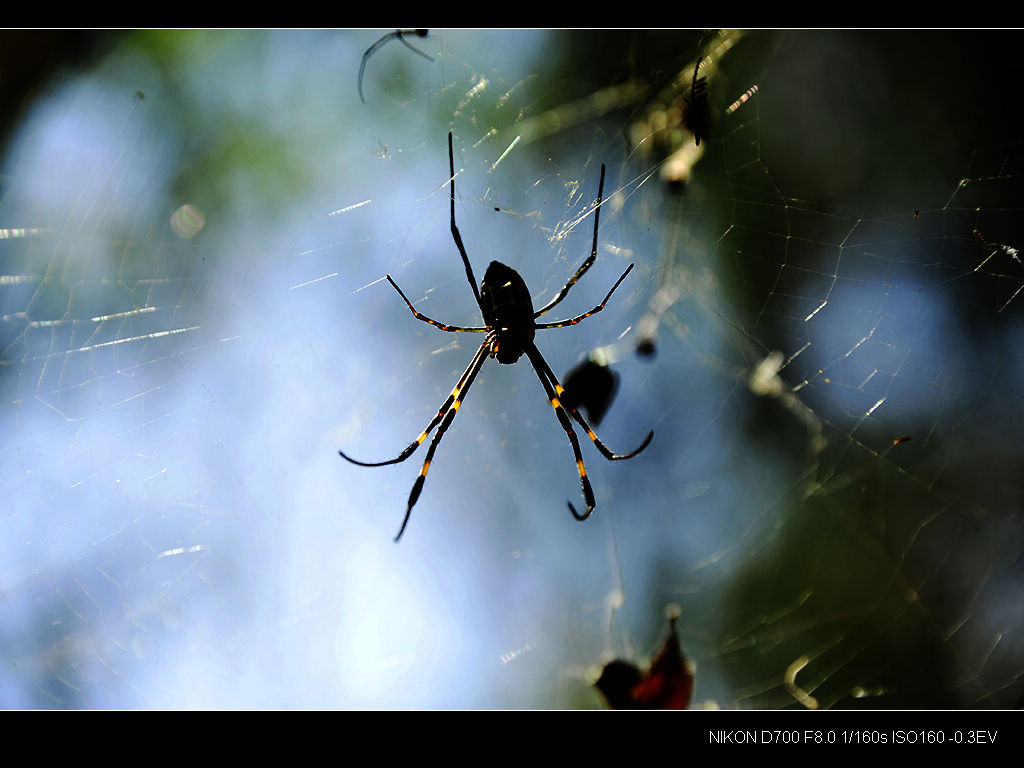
[
  {"xmin": 416, "ymin": 432, "xmax": 428, "ymax": 445},
  {"xmin": 551, "ymin": 397, "xmax": 561, "ymax": 409},
  {"xmin": 576, "ymin": 459, "xmax": 587, "ymax": 477},
  {"xmin": 587, "ymin": 428, "xmax": 597, "ymax": 440},
  {"xmin": 420, "ymin": 460, "xmax": 430, "ymax": 476},
  {"xmin": 555, "ymin": 384, "xmax": 565, "ymax": 395}
]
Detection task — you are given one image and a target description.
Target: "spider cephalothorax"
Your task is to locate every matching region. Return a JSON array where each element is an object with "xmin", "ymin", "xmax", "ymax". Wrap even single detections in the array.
[{"xmin": 339, "ymin": 132, "xmax": 653, "ymax": 540}]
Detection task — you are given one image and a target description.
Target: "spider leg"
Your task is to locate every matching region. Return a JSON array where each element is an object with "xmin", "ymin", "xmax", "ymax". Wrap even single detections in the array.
[
  {"xmin": 523, "ymin": 340, "xmax": 596, "ymax": 521},
  {"xmin": 448, "ymin": 132, "xmax": 484, "ymax": 312},
  {"xmin": 387, "ymin": 275, "xmax": 487, "ymax": 333},
  {"xmin": 358, "ymin": 30, "xmax": 433, "ymax": 104},
  {"xmin": 534, "ymin": 263, "xmax": 634, "ymax": 330},
  {"xmin": 396, "ymin": 30, "xmax": 434, "ymax": 62},
  {"xmin": 394, "ymin": 335, "xmax": 492, "ymax": 541},
  {"xmin": 534, "ymin": 164, "xmax": 606, "ymax": 319},
  {"xmin": 339, "ymin": 340, "xmax": 490, "ymax": 470},
  {"xmin": 358, "ymin": 31, "xmax": 401, "ymax": 104},
  {"xmin": 530, "ymin": 347, "xmax": 653, "ymax": 460}
]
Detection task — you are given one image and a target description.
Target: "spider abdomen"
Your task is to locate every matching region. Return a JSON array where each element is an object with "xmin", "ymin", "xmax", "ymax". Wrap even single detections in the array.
[{"xmin": 480, "ymin": 261, "xmax": 536, "ymax": 364}]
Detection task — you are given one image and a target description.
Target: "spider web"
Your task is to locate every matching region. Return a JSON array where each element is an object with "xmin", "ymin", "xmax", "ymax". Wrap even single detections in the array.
[{"xmin": 1, "ymin": 29, "xmax": 1022, "ymax": 709}]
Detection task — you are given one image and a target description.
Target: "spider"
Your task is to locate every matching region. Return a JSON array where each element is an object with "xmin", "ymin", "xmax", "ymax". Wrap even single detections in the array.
[
  {"xmin": 973, "ymin": 228, "xmax": 1021, "ymax": 265},
  {"xmin": 357, "ymin": 29, "xmax": 433, "ymax": 104},
  {"xmin": 339, "ymin": 132, "xmax": 654, "ymax": 541},
  {"xmin": 562, "ymin": 357, "xmax": 619, "ymax": 426},
  {"xmin": 595, "ymin": 607, "xmax": 693, "ymax": 710},
  {"xmin": 683, "ymin": 57, "xmax": 709, "ymax": 147}
]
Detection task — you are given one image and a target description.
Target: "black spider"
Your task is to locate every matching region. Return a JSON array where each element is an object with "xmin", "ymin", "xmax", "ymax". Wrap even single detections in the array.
[
  {"xmin": 357, "ymin": 29, "xmax": 433, "ymax": 104},
  {"xmin": 562, "ymin": 357, "xmax": 619, "ymax": 426},
  {"xmin": 683, "ymin": 58, "xmax": 709, "ymax": 146},
  {"xmin": 339, "ymin": 133, "xmax": 653, "ymax": 541}
]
